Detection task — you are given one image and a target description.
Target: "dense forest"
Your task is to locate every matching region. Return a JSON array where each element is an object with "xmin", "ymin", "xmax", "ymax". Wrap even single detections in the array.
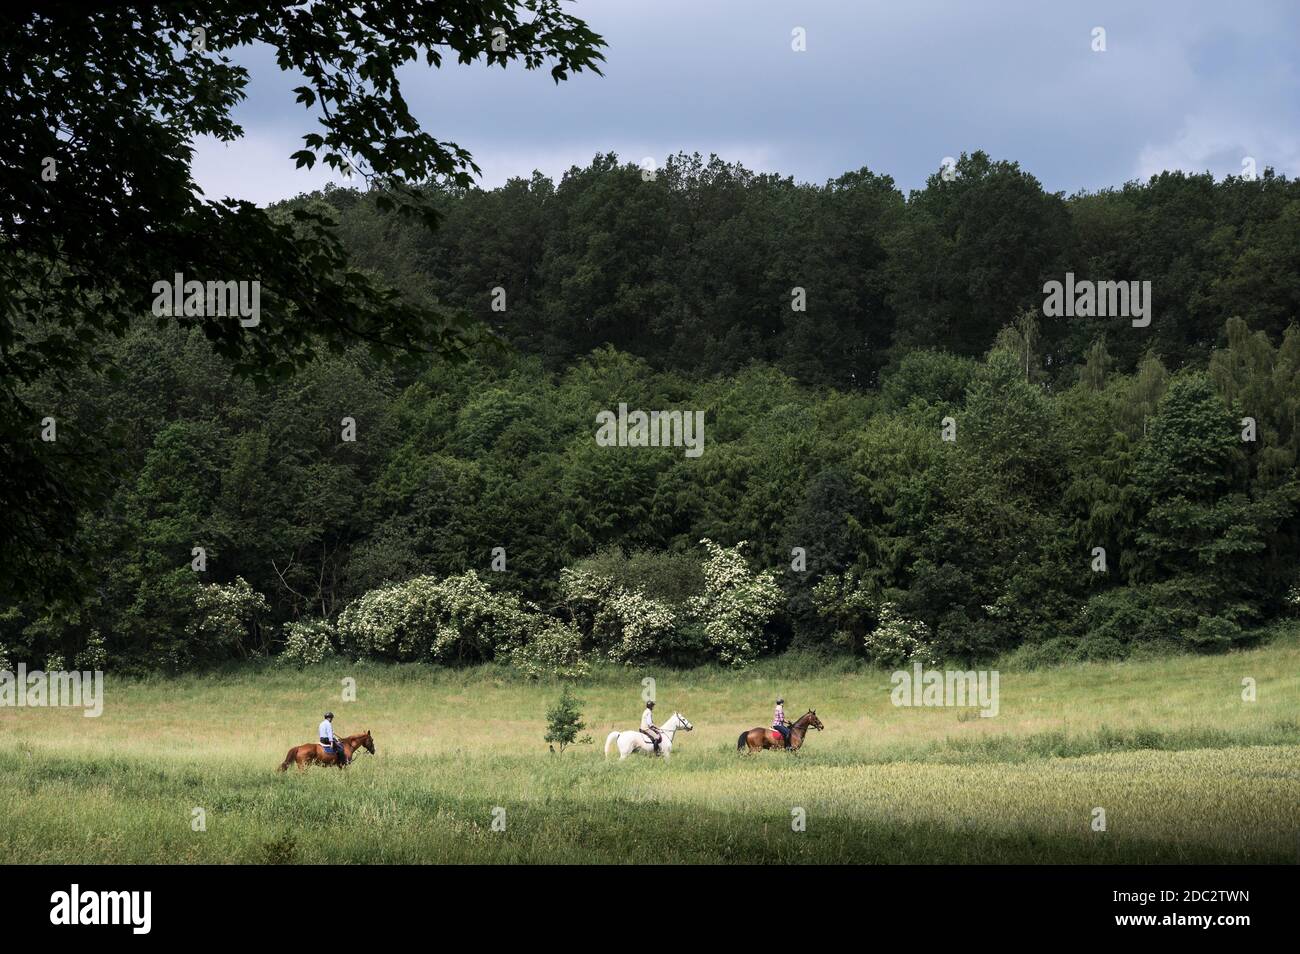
[{"xmin": 5, "ymin": 151, "xmax": 1300, "ymax": 675}]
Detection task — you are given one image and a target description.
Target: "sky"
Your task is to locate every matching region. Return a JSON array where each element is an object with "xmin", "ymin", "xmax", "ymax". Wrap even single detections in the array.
[{"xmin": 191, "ymin": 0, "xmax": 1300, "ymax": 205}]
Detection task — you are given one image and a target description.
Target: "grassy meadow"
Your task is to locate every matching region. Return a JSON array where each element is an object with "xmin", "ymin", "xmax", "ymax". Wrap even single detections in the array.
[{"xmin": 2, "ymin": 631, "xmax": 1298, "ymax": 864}]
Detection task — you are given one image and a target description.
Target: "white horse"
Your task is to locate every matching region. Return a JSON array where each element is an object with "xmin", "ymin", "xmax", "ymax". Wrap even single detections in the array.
[{"xmin": 604, "ymin": 712, "xmax": 694, "ymax": 761}]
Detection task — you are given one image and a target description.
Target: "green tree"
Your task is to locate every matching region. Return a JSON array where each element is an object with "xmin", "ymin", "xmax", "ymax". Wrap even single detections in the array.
[
  {"xmin": 0, "ymin": 1, "xmax": 605, "ymax": 606},
  {"xmin": 544, "ymin": 686, "xmax": 585, "ymax": 753}
]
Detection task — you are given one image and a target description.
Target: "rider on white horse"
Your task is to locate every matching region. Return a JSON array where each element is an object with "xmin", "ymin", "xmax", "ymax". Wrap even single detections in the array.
[
  {"xmin": 606, "ymin": 710, "xmax": 693, "ymax": 761},
  {"xmin": 641, "ymin": 700, "xmax": 662, "ymax": 753}
]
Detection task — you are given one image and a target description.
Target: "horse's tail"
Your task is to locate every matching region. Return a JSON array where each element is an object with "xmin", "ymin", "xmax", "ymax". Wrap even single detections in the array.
[
  {"xmin": 604, "ymin": 731, "xmax": 620, "ymax": 758},
  {"xmin": 737, "ymin": 730, "xmax": 748, "ymax": 751},
  {"xmin": 277, "ymin": 747, "xmax": 296, "ymax": 772}
]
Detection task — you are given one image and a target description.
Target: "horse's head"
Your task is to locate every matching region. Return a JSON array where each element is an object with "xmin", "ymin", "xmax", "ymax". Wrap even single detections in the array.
[
  {"xmin": 358, "ymin": 730, "xmax": 375, "ymax": 755},
  {"xmin": 671, "ymin": 712, "xmax": 693, "ymax": 732},
  {"xmin": 801, "ymin": 710, "xmax": 825, "ymax": 731}
]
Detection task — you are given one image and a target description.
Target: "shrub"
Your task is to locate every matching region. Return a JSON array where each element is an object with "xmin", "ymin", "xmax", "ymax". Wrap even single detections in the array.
[
  {"xmin": 559, "ymin": 568, "xmax": 676, "ymax": 663},
  {"xmin": 861, "ymin": 602, "xmax": 938, "ymax": 668},
  {"xmin": 337, "ymin": 572, "xmax": 533, "ymax": 664},
  {"xmin": 188, "ymin": 577, "xmax": 269, "ymax": 662},
  {"xmin": 280, "ymin": 620, "xmax": 337, "ymax": 668},
  {"xmin": 687, "ymin": 539, "xmax": 782, "ymax": 667},
  {"xmin": 337, "ymin": 571, "xmax": 587, "ymax": 673},
  {"xmin": 572, "ymin": 548, "xmax": 704, "ymax": 607},
  {"xmin": 812, "ymin": 571, "xmax": 878, "ymax": 654},
  {"xmin": 74, "ymin": 631, "xmax": 107, "ymax": 670},
  {"xmin": 1188, "ymin": 615, "xmax": 1240, "ymax": 652},
  {"xmin": 509, "ymin": 618, "xmax": 589, "ymax": 679},
  {"xmin": 1082, "ymin": 582, "xmax": 1247, "ymax": 654},
  {"xmin": 1284, "ymin": 580, "xmax": 1300, "ymax": 617},
  {"xmin": 544, "ymin": 685, "xmax": 586, "ymax": 753}
]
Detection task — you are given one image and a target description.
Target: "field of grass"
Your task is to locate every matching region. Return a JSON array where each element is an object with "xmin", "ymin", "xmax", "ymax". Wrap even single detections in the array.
[{"xmin": 2, "ymin": 630, "xmax": 1298, "ymax": 864}]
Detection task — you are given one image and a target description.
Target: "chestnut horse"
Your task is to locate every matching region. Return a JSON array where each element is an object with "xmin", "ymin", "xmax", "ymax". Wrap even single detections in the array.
[
  {"xmin": 737, "ymin": 710, "xmax": 824, "ymax": 753},
  {"xmin": 277, "ymin": 731, "xmax": 375, "ymax": 771}
]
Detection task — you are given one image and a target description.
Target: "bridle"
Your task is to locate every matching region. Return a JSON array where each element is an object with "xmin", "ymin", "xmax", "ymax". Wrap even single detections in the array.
[{"xmin": 795, "ymin": 711, "xmax": 823, "ymax": 732}]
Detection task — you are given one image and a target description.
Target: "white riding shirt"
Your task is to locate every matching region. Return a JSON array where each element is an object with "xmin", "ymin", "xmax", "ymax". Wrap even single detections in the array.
[
  {"xmin": 319, "ymin": 719, "xmax": 334, "ymax": 741},
  {"xmin": 641, "ymin": 708, "xmax": 655, "ymax": 730}
]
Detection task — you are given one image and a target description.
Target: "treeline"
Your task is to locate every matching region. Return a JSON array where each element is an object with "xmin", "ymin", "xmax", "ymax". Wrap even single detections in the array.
[
  {"xmin": 4, "ymin": 312, "xmax": 1298, "ymax": 673},
  {"xmin": 307, "ymin": 151, "xmax": 1300, "ymax": 387}
]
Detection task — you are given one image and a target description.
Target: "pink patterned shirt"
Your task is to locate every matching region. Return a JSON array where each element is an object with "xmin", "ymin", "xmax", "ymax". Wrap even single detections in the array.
[{"xmin": 773, "ymin": 704, "xmax": 785, "ymax": 727}]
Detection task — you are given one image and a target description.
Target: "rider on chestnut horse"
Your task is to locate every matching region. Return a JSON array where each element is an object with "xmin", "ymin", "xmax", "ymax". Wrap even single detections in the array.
[
  {"xmin": 773, "ymin": 697, "xmax": 791, "ymax": 748},
  {"xmin": 279, "ymin": 727, "xmax": 375, "ymax": 770},
  {"xmin": 737, "ymin": 708, "xmax": 824, "ymax": 753},
  {"xmin": 319, "ymin": 712, "xmax": 349, "ymax": 765}
]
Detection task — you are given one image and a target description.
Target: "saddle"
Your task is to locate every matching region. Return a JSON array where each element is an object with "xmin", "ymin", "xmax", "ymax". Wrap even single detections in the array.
[{"xmin": 321, "ymin": 738, "xmax": 345, "ymax": 760}]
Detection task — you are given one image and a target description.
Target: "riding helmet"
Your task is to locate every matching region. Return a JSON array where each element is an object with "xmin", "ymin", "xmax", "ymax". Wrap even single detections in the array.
[
  {"xmin": 323, "ymin": 712, "xmax": 334, "ymax": 719},
  {"xmin": 645, "ymin": 700, "xmax": 655, "ymax": 708},
  {"xmin": 776, "ymin": 697, "xmax": 784, "ymax": 704}
]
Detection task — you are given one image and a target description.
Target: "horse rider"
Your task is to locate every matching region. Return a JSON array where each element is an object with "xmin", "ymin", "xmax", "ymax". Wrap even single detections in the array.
[
  {"xmin": 773, "ymin": 697, "xmax": 792, "ymax": 748},
  {"xmin": 640, "ymin": 699, "xmax": 662, "ymax": 753},
  {"xmin": 318, "ymin": 711, "xmax": 349, "ymax": 765}
]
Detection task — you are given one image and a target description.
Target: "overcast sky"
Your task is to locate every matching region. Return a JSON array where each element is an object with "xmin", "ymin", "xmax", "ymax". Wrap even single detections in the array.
[{"xmin": 192, "ymin": 0, "xmax": 1300, "ymax": 205}]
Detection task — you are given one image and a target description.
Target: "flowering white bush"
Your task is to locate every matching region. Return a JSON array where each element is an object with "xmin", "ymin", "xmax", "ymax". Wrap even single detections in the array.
[
  {"xmin": 559, "ymin": 568, "xmax": 677, "ymax": 663},
  {"xmin": 189, "ymin": 577, "xmax": 269, "ymax": 659},
  {"xmin": 280, "ymin": 619, "xmax": 337, "ymax": 668},
  {"xmin": 811, "ymin": 572, "xmax": 875, "ymax": 625},
  {"xmin": 0, "ymin": 644, "xmax": 9, "ymax": 671},
  {"xmin": 1286, "ymin": 581, "xmax": 1300, "ymax": 616},
  {"xmin": 75, "ymin": 630, "xmax": 107, "ymax": 670},
  {"xmin": 509, "ymin": 618, "xmax": 589, "ymax": 679},
  {"xmin": 862, "ymin": 602, "xmax": 937, "ymax": 667},
  {"xmin": 335, "ymin": 570, "xmax": 590, "ymax": 676},
  {"xmin": 337, "ymin": 571, "xmax": 533, "ymax": 663},
  {"xmin": 686, "ymin": 539, "xmax": 781, "ymax": 668}
]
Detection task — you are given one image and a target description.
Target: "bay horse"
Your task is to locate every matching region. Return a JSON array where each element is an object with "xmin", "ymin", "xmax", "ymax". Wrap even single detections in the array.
[
  {"xmin": 277, "ymin": 730, "xmax": 375, "ymax": 771},
  {"xmin": 604, "ymin": 712, "xmax": 693, "ymax": 761},
  {"xmin": 737, "ymin": 710, "xmax": 823, "ymax": 753}
]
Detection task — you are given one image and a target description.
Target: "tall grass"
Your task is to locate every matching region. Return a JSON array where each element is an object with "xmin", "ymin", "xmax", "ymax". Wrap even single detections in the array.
[{"xmin": 1, "ymin": 629, "xmax": 1296, "ymax": 863}]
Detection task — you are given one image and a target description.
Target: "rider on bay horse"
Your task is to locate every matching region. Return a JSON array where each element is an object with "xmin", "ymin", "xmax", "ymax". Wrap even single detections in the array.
[
  {"xmin": 641, "ymin": 700, "xmax": 662, "ymax": 753},
  {"xmin": 773, "ymin": 697, "xmax": 792, "ymax": 748},
  {"xmin": 318, "ymin": 711, "xmax": 349, "ymax": 765}
]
